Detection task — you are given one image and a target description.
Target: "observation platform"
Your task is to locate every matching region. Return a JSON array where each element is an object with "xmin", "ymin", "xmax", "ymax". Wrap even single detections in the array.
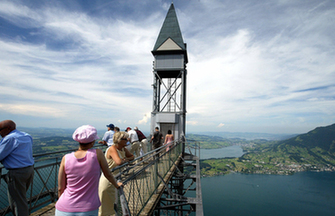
[{"xmin": 1, "ymin": 139, "xmax": 203, "ymax": 216}]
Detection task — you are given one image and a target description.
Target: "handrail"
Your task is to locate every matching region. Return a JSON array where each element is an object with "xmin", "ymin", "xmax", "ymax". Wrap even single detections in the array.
[
  {"xmin": 0, "ymin": 143, "xmax": 106, "ymax": 216},
  {"xmin": 0, "ymin": 140, "xmax": 184, "ymax": 216},
  {"xmin": 113, "ymin": 140, "xmax": 183, "ymax": 216}
]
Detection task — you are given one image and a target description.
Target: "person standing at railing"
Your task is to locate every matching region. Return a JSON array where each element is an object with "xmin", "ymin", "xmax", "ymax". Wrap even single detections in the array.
[
  {"xmin": 114, "ymin": 126, "xmax": 120, "ymax": 132},
  {"xmin": 98, "ymin": 123, "xmax": 115, "ymax": 146},
  {"xmin": 134, "ymin": 126, "xmax": 148, "ymax": 159},
  {"xmin": 55, "ymin": 125, "xmax": 122, "ymax": 216},
  {"xmin": 98, "ymin": 131, "xmax": 134, "ymax": 216},
  {"xmin": 164, "ymin": 130, "xmax": 174, "ymax": 152},
  {"xmin": 126, "ymin": 127, "xmax": 141, "ymax": 158},
  {"xmin": 0, "ymin": 120, "xmax": 34, "ymax": 216},
  {"xmin": 151, "ymin": 127, "xmax": 163, "ymax": 156}
]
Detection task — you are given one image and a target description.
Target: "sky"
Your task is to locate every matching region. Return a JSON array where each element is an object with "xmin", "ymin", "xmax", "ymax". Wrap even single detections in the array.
[{"xmin": 0, "ymin": 0, "xmax": 334, "ymax": 135}]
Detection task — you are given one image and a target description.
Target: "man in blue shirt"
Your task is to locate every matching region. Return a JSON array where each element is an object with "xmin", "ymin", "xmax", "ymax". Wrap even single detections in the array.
[
  {"xmin": 98, "ymin": 123, "xmax": 115, "ymax": 146},
  {"xmin": 0, "ymin": 120, "xmax": 34, "ymax": 216}
]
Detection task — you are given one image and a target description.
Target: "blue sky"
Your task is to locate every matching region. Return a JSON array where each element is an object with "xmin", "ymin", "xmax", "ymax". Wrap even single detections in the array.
[{"xmin": 0, "ymin": 0, "xmax": 334, "ymax": 134}]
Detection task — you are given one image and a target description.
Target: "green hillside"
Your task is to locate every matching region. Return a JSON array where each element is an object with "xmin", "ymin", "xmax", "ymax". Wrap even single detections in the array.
[
  {"xmin": 201, "ymin": 123, "xmax": 335, "ymax": 176},
  {"xmin": 273, "ymin": 123, "xmax": 335, "ymax": 154},
  {"xmin": 33, "ymin": 136, "xmax": 79, "ymax": 154},
  {"xmin": 186, "ymin": 133, "xmax": 270, "ymax": 149},
  {"xmin": 262, "ymin": 123, "xmax": 335, "ymax": 165}
]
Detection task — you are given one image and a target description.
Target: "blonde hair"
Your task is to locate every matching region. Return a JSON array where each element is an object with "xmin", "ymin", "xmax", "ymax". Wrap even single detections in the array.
[{"xmin": 113, "ymin": 132, "xmax": 129, "ymax": 145}]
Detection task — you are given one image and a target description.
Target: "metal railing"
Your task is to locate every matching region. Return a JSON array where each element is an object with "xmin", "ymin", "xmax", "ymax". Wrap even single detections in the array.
[
  {"xmin": 0, "ymin": 140, "xmax": 184, "ymax": 216},
  {"xmin": 113, "ymin": 140, "xmax": 183, "ymax": 216},
  {"xmin": 0, "ymin": 144, "xmax": 107, "ymax": 216},
  {"xmin": 184, "ymin": 138, "xmax": 201, "ymax": 159}
]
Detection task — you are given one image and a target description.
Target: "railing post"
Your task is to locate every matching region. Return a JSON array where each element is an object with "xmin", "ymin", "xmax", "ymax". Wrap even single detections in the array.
[
  {"xmin": 182, "ymin": 136, "xmax": 186, "ymax": 158},
  {"xmin": 29, "ymin": 166, "xmax": 34, "ymax": 215},
  {"xmin": 169, "ymin": 146, "xmax": 171, "ymax": 167},
  {"xmin": 54, "ymin": 158, "xmax": 58, "ymax": 202},
  {"xmin": 154, "ymin": 155, "xmax": 158, "ymax": 193},
  {"xmin": 116, "ymin": 181, "xmax": 130, "ymax": 216}
]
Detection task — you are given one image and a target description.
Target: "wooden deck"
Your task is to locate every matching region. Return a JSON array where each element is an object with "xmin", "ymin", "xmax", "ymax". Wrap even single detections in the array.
[{"xmin": 30, "ymin": 203, "xmax": 55, "ymax": 216}]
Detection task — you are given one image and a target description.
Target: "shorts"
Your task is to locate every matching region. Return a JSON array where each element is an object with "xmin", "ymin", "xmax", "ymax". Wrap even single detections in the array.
[{"xmin": 55, "ymin": 208, "xmax": 99, "ymax": 216}]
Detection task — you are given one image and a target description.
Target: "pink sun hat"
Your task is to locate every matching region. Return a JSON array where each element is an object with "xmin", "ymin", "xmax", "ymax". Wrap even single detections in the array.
[{"xmin": 72, "ymin": 125, "xmax": 99, "ymax": 143}]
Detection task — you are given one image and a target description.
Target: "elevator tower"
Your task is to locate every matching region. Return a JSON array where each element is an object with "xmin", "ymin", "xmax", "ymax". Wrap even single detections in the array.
[{"xmin": 151, "ymin": 3, "xmax": 188, "ymax": 140}]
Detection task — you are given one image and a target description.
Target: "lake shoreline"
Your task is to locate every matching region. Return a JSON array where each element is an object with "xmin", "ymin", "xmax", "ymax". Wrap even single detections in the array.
[{"xmin": 200, "ymin": 144, "xmax": 335, "ymax": 177}]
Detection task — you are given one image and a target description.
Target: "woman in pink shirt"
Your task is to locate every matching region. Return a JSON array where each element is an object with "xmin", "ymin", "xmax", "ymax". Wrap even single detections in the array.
[
  {"xmin": 55, "ymin": 125, "xmax": 122, "ymax": 216},
  {"xmin": 164, "ymin": 130, "xmax": 174, "ymax": 152}
]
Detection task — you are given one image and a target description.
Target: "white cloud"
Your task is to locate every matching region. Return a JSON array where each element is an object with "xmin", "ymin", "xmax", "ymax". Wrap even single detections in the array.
[
  {"xmin": 0, "ymin": 0, "xmax": 334, "ymax": 134},
  {"xmin": 186, "ymin": 121, "xmax": 198, "ymax": 126},
  {"xmin": 138, "ymin": 112, "xmax": 151, "ymax": 125},
  {"xmin": 218, "ymin": 123, "xmax": 225, "ymax": 128},
  {"xmin": 0, "ymin": 104, "xmax": 65, "ymax": 117}
]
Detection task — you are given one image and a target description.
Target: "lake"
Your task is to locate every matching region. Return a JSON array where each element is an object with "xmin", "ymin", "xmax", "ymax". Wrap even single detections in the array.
[
  {"xmin": 200, "ymin": 146, "xmax": 335, "ymax": 216},
  {"xmin": 200, "ymin": 145, "xmax": 244, "ymax": 159}
]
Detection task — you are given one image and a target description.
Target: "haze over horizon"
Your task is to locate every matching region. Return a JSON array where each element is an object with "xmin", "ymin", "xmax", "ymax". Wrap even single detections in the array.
[{"xmin": 1, "ymin": 0, "xmax": 334, "ymax": 134}]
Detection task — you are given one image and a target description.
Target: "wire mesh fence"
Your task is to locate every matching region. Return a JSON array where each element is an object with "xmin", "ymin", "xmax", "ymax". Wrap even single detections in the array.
[
  {"xmin": 113, "ymin": 140, "xmax": 183, "ymax": 216},
  {"xmin": 0, "ymin": 161, "xmax": 61, "ymax": 216},
  {"xmin": 0, "ymin": 141, "xmax": 184, "ymax": 216},
  {"xmin": 0, "ymin": 145, "xmax": 106, "ymax": 216}
]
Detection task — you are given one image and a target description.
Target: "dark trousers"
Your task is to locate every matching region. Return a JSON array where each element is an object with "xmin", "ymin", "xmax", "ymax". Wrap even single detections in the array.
[
  {"xmin": 153, "ymin": 143, "xmax": 162, "ymax": 160},
  {"xmin": 6, "ymin": 166, "xmax": 34, "ymax": 216}
]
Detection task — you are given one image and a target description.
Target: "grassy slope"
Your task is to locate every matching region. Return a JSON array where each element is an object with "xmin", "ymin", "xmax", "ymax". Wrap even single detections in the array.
[{"xmin": 200, "ymin": 123, "xmax": 335, "ymax": 176}]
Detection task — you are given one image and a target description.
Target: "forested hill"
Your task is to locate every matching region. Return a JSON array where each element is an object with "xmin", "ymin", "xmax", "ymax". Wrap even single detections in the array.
[
  {"xmin": 241, "ymin": 123, "xmax": 335, "ymax": 167},
  {"xmin": 273, "ymin": 123, "xmax": 335, "ymax": 153},
  {"xmin": 201, "ymin": 123, "xmax": 335, "ymax": 176}
]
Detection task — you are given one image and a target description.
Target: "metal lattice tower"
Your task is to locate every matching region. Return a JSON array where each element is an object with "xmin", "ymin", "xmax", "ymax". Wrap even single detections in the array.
[
  {"xmin": 150, "ymin": 3, "xmax": 203, "ymax": 216},
  {"xmin": 151, "ymin": 3, "xmax": 188, "ymax": 141}
]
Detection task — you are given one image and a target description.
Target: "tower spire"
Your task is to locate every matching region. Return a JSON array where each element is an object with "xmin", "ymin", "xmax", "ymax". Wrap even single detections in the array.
[{"xmin": 152, "ymin": 3, "xmax": 186, "ymax": 52}]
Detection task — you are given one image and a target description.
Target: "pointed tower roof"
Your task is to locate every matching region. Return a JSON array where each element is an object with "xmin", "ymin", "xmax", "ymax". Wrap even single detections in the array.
[{"xmin": 153, "ymin": 3, "xmax": 186, "ymax": 52}]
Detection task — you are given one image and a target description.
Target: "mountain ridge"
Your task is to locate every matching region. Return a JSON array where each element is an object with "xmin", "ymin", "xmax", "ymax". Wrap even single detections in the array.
[
  {"xmin": 274, "ymin": 123, "xmax": 335, "ymax": 152},
  {"xmin": 201, "ymin": 123, "xmax": 335, "ymax": 176}
]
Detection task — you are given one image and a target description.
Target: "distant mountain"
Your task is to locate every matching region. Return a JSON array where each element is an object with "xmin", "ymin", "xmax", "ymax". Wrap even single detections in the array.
[
  {"xmin": 201, "ymin": 123, "xmax": 335, "ymax": 176},
  {"xmin": 274, "ymin": 123, "xmax": 335, "ymax": 153},
  {"xmin": 267, "ymin": 123, "xmax": 335, "ymax": 165},
  {"xmin": 17, "ymin": 127, "xmax": 75, "ymax": 139},
  {"xmin": 241, "ymin": 123, "xmax": 335, "ymax": 168},
  {"xmin": 17, "ymin": 127, "xmax": 151, "ymax": 139},
  {"xmin": 16, "ymin": 127, "xmax": 101, "ymax": 155},
  {"xmin": 194, "ymin": 131, "xmax": 296, "ymax": 141},
  {"xmin": 17, "ymin": 127, "xmax": 111, "ymax": 140},
  {"xmin": 18, "ymin": 126, "xmax": 294, "ymax": 141}
]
